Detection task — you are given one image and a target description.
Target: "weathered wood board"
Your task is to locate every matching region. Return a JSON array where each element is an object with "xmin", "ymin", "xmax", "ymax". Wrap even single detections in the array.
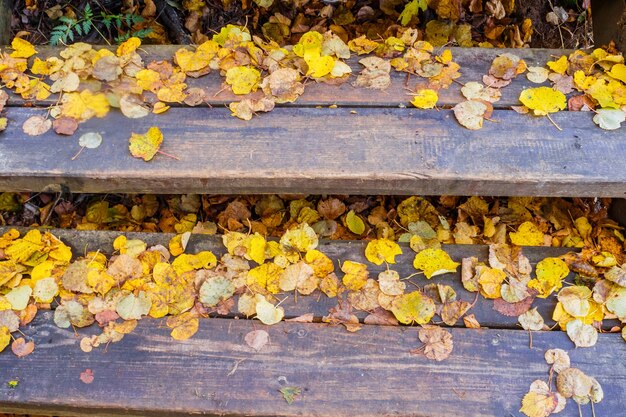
[
  {"xmin": 0, "ymin": 227, "xmax": 592, "ymax": 330},
  {"xmin": 0, "ymin": 314, "xmax": 623, "ymax": 417},
  {"xmin": 0, "ymin": 0, "xmax": 11, "ymax": 46},
  {"xmin": 0, "ymin": 107, "xmax": 624, "ymax": 196},
  {"xmin": 5, "ymin": 46, "xmax": 570, "ymax": 108}
]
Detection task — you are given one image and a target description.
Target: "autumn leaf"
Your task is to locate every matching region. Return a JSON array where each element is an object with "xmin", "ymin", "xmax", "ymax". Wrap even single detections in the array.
[
  {"xmin": 10, "ymin": 38, "xmax": 37, "ymax": 58},
  {"xmin": 226, "ymin": 66, "xmax": 261, "ymax": 95},
  {"xmin": 410, "ymin": 89, "xmax": 438, "ymax": 109},
  {"xmin": 413, "ymin": 248, "xmax": 459, "ymax": 279},
  {"xmin": 279, "ymin": 386, "xmax": 301, "ymax": 405},
  {"xmin": 390, "ymin": 291, "xmax": 435, "ymax": 324},
  {"xmin": 416, "ymin": 325, "xmax": 453, "ymax": 361},
  {"xmin": 254, "ymin": 294, "xmax": 284, "ymax": 325},
  {"xmin": 129, "ymin": 127, "xmax": 168, "ymax": 162},
  {"xmin": 364, "ymin": 239, "xmax": 402, "ymax": 265},
  {"xmin": 520, "ymin": 380, "xmax": 558, "ymax": 417},
  {"xmin": 519, "ymin": 87, "xmax": 566, "ymax": 116}
]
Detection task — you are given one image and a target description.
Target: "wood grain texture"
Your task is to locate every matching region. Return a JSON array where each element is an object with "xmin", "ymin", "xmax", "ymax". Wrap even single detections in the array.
[
  {"xmin": 0, "ymin": 227, "xmax": 586, "ymax": 329},
  {"xmin": 0, "ymin": 107, "xmax": 624, "ymax": 196},
  {"xmin": 0, "ymin": 313, "xmax": 624, "ymax": 417},
  {"xmin": 0, "ymin": 0, "xmax": 11, "ymax": 45},
  {"xmin": 5, "ymin": 46, "xmax": 570, "ymax": 108}
]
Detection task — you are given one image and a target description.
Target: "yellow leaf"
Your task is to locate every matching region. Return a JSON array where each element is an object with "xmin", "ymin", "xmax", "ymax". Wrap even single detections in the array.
[
  {"xmin": 608, "ymin": 63, "xmax": 626, "ymax": 83},
  {"xmin": 365, "ymin": 239, "xmax": 402, "ymax": 265},
  {"xmin": 546, "ymin": 55, "xmax": 568, "ymax": 75},
  {"xmin": 60, "ymin": 90, "xmax": 110, "ymax": 121},
  {"xmin": 113, "ymin": 236, "xmax": 147, "ymax": 258},
  {"xmin": 254, "ymin": 294, "xmax": 284, "ymax": 325},
  {"xmin": 509, "ymin": 221, "xmax": 545, "ymax": 246},
  {"xmin": 519, "ymin": 87, "xmax": 566, "ymax": 116},
  {"xmin": 304, "ymin": 250, "xmax": 334, "ymax": 278},
  {"xmin": 346, "ymin": 210, "xmax": 365, "ymax": 235},
  {"xmin": 347, "ymin": 36, "xmax": 380, "ymax": 55},
  {"xmin": 168, "ymin": 232, "xmax": 190, "ymax": 257},
  {"xmin": 305, "ymin": 54, "xmax": 335, "ymax": 78},
  {"xmin": 527, "ymin": 257, "xmax": 569, "ymax": 298},
  {"xmin": 225, "ymin": 66, "xmax": 261, "ymax": 95},
  {"xmin": 247, "ymin": 262, "xmax": 283, "ymax": 294},
  {"xmin": 341, "ymin": 260, "xmax": 368, "ymax": 291},
  {"xmin": 477, "ymin": 267, "xmax": 506, "ymax": 299},
  {"xmin": 280, "ymin": 223, "xmax": 318, "ymax": 253},
  {"xmin": 167, "ymin": 312, "xmax": 199, "ymax": 340},
  {"xmin": 10, "ymin": 38, "xmax": 37, "ymax": 59},
  {"xmin": 171, "ymin": 251, "xmax": 217, "ymax": 275},
  {"xmin": 245, "ymin": 233, "xmax": 267, "ymax": 265},
  {"xmin": 5, "ymin": 229, "xmax": 43, "ymax": 263},
  {"xmin": 411, "ymin": 89, "xmax": 438, "ymax": 109},
  {"xmin": 520, "ymin": 389, "xmax": 557, "ymax": 417},
  {"xmin": 390, "ymin": 291, "xmax": 435, "ymax": 325},
  {"xmin": 128, "ymin": 127, "xmax": 163, "ymax": 162},
  {"xmin": 293, "ymin": 31, "xmax": 324, "ymax": 58},
  {"xmin": 0, "ymin": 326, "xmax": 10, "ymax": 353},
  {"xmin": 116, "ymin": 37, "xmax": 141, "ymax": 57},
  {"xmin": 413, "ymin": 248, "xmax": 459, "ymax": 279}
]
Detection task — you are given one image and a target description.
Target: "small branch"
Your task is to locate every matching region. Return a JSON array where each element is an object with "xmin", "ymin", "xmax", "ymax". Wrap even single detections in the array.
[{"xmin": 154, "ymin": 0, "xmax": 192, "ymax": 44}]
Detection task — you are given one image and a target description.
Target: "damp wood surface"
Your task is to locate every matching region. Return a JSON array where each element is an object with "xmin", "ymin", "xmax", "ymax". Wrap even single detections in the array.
[
  {"xmin": 0, "ymin": 313, "xmax": 624, "ymax": 417},
  {"xmin": 4, "ymin": 46, "xmax": 570, "ymax": 108},
  {"xmin": 1, "ymin": 106, "xmax": 625, "ymax": 197},
  {"xmin": 0, "ymin": 226, "xmax": 602, "ymax": 330}
]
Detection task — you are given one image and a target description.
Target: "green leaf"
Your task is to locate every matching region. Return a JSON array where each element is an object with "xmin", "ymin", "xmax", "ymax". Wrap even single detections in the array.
[
  {"xmin": 346, "ymin": 210, "xmax": 365, "ymax": 235},
  {"xmin": 593, "ymin": 109, "xmax": 625, "ymax": 130},
  {"xmin": 279, "ymin": 386, "xmax": 301, "ymax": 404}
]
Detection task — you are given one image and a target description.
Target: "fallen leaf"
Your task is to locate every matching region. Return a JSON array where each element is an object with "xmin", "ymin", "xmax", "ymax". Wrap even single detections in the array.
[
  {"xmin": 255, "ymin": 294, "xmax": 284, "ymax": 325},
  {"xmin": 22, "ymin": 115, "xmax": 52, "ymax": 136},
  {"xmin": 545, "ymin": 348, "xmax": 570, "ymax": 373},
  {"xmin": 518, "ymin": 307, "xmax": 544, "ymax": 331},
  {"xmin": 11, "ymin": 337, "xmax": 34, "ymax": 357},
  {"xmin": 416, "ymin": 325, "xmax": 453, "ymax": 361},
  {"xmin": 53, "ymin": 117, "xmax": 79, "ymax": 135},
  {"xmin": 245, "ymin": 329, "xmax": 270, "ymax": 351},
  {"xmin": 593, "ymin": 109, "xmax": 625, "ymax": 130},
  {"xmin": 128, "ymin": 127, "xmax": 163, "ymax": 162},
  {"xmin": 520, "ymin": 380, "xmax": 558, "ymax": 417},
  {"xmin": 80, "ymin": 369, "xmax": 94, "ymax": 384},
  {"xmin": 411, "ymin": 89, "xmax": 438, "ymax": 109},
  {"xmin": 453, "ymin": 100, "xmax": 489, "ymax": 130},
  {"xmin": 566, "ymin": 319, "xmax": 598, "ymax": 347},
  {"xmin": 365, "ymin": 239, "xmax": 402, "ymax": 265},
  {"xmin": 279, "ymin": 386, "xmax": 301, "ymax": 404},
  {"xmin": 413, "ymin": 248, "xmax": 459, "ymax": 279},
  {"xmin": 519, "ymin": 87, "xmax": 566, "ymax": 116},
  {"xmin": 391, "ymin": 291, "xmax": 436, "ymax": 324}
]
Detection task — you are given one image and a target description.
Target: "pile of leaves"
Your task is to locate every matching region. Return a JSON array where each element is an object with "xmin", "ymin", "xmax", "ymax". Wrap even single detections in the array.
[
  {"xmin": 1, "ymin": 194, "xmax": 622, "ymax": 251},
  {"xmin": 1, "ymin": 194, "xmax": 625, "ymax": 352},
  {"xmin": 0, "ymin": 32, "xmax": 624, "ymax": 157},
  {"xmin": 11, "ymin": 0, "xmax": 592, "ymax": 49},
  {"xmin": 520, "ymin": 348, "xmax": 604, "ymax": 417}
]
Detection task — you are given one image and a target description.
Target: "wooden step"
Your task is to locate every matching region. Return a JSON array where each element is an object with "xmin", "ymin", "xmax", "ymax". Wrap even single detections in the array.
[
  {"xmin": 9, "ymin": 46, "xmax": 568, "ymax": 108},
  {"xmin": 1, "ymin": 107, "xmax": 623, "ymax": 197},
  {"xmin": 0, "ymin": 314, "xmax": 624, "ymax": 417},
  {"xmin": 2, "ymin": 46, "xmax": 624, "ymax": 197},
  {"xmin": 0, "ymin": 228, "xmax": 623, "ymax": 416}
]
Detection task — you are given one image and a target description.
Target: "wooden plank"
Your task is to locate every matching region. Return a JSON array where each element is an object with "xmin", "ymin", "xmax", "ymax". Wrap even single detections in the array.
[
  {"xmin": 0, "ymin": 314, "xmax": 624, "ymax": 417},
  {"xmin": 592, "ymin": 0, "xmax": 626, "ymax": 51},
  {"xmin": 4, "ymin": 46, "xmax": 569, "ymax": 108},
  {"xmin": 0, "ymin": 107, "xmax": 625, "ymax": 197},
  {"xmin": 0, "ymin": 227, "xmax": 588, "ymax": 329},
  {"xmin": 0, "ymin": 0, "xmax": 11, "ymax": 46}
]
